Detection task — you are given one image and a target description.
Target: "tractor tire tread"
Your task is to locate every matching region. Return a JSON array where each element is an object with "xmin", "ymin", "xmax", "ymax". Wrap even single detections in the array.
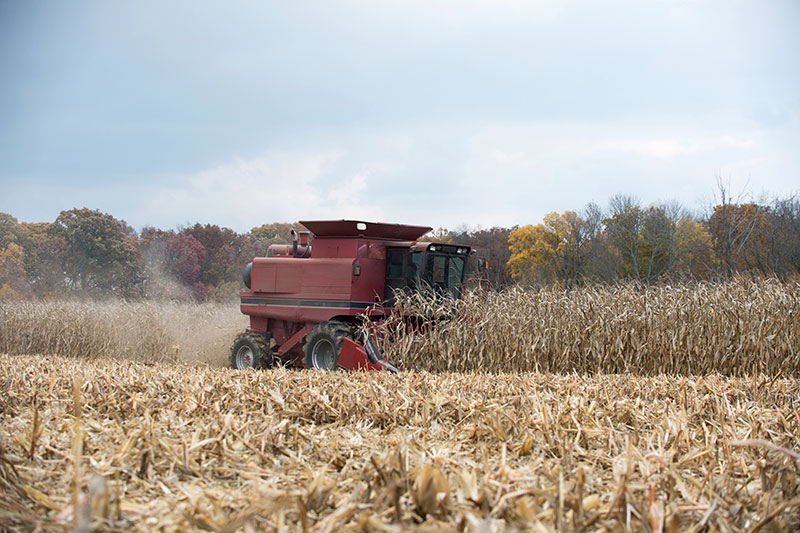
[
  {"xmin": 230, "ymin": 332, "xmax": 272, "ymax": 370},
  {"xmin": 303, "ymin": 321, "xmax": 354, "ymax": 370}
]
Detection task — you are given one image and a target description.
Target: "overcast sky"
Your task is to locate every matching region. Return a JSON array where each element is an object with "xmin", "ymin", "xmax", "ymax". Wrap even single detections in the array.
[{"xmin": 1, "ymin": 0, "xmax": 798, "ymax": 233}]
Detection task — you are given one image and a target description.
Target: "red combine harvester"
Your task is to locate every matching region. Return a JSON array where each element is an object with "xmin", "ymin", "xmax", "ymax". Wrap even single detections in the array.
[{"xmin": 231, "ymin": 219, "xmax": 472, "ymax": 372}]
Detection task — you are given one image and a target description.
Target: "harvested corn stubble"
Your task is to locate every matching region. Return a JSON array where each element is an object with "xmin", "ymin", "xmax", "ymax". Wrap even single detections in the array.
[{"xmin": 1, "ymin": 353, "xmax": 798, "ymax": 531}]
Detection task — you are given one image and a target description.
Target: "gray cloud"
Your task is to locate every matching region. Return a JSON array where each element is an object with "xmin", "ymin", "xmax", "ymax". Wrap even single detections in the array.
[{"xmin": 1, "ymin": 0, "xmax": 798, "ymax": 230}]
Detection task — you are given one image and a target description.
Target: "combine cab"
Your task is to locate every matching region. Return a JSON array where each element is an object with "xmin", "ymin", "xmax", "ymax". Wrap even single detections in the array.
[{"xmin": 231, "ymin": 220, "xmax": 472, "ymax": 371}]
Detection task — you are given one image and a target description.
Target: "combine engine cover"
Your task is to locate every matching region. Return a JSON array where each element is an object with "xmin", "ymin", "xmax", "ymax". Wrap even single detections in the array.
[{"xmin": 233, "ymin": 220, "xmax": 471, "ymax": 371}]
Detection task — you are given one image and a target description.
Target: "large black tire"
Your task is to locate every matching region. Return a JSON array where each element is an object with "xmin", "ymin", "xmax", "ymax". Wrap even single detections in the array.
[
  {"xmin": 303, "ymin": 321, "xmax": 353, "ymax": 370},
  {"xmin": 230, "ymin": 332, "xmax": 271, "ymax": 370}
]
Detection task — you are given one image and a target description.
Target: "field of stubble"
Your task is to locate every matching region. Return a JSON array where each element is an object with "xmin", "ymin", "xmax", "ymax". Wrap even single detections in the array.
[{"xmin": 1, "ymin": 355, "xmax": 798, "ymax": 532}]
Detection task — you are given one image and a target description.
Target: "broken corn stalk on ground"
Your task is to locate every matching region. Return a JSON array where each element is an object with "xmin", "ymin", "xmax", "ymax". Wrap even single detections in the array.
[{"xmin": 1, "ymin": 354, "xmax": 798, "ymax": 531}]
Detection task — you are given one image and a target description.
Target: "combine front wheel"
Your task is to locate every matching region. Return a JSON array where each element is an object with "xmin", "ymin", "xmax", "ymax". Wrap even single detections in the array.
[
  {"xmin": 230, "ymin": 332, "xmax": 271, "ymax": 370},
  {"xmin": 304, "ymin": 321, "xmax": 352, "ymax": 370}
]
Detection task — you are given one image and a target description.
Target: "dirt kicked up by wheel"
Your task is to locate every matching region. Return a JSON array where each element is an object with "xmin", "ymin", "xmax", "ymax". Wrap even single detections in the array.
[
  {"xmin": 230, "ymin": 332, "xmax": 272, "ymax": 370},
  {"xmin": 303, "ymin": 321, "xmax": 353, "ymax": 370}
]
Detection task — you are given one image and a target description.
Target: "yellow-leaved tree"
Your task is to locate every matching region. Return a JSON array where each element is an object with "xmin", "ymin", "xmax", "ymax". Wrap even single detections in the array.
[
  {"xmin": 508, "ymin": 211, "xmax": 590, "ymax": 287},
  {"xmin": 674, "ymin": 217, "xmax": 714, "ymax": 278},
  {"xmin": 0, "ymin": 242, "xmax": 31, "ymax": 299}
]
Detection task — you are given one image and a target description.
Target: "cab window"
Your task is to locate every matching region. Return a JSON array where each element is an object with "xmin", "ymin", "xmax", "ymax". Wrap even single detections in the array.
[
  {"xmin": 422, "ymin": 254, "xmax": 466, "ymax": 297},
  {"xmin": 386, "ymin": 249, "xmax": 405, "ymax": 279}
]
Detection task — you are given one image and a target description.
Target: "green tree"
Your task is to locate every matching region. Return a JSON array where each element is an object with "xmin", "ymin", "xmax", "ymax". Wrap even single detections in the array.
[
  {"xmin": 49, "ymin": 208, "xmax": 141, "ymax": 296},
  {"xmin": 247, "ymin": 222, "xmax": 305, "ymax": 259},
  {"xmin": 604, "ymin": 195, "xmax": 643, "ymax": 280},
  {"xmin": 604, "ymin": 198, "xmax": 695, "ymax": 283},
  {"xmin": 580, "ymin": 202, "xmax": 616, "ymax": 282},
  {"xmin": 639, "ymin": 206, "xmax": 677, "ymax": 283},
  {"xmin": 248, "ymin": 222, "xmax": 303, "ymax": 245}
]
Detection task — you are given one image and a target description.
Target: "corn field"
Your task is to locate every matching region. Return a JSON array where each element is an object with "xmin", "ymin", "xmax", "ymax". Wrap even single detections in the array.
[
  {"xmin": 0, "ymin": 300, "xmax": 246, "ymax": 366},
  {"xmin": 1, "ymin": 354, "xmax": 798, "ymax": 531},
  {"xmin": 1, "ymin": 279, "xmax": 799, "ymax": 530},
  {"xmin": 1, "ymin": 278, "xmax": 798, "ymax": 376},
  {"xmin": 379, "ymin": 277, "xmax": 800, "ymax": 376}
]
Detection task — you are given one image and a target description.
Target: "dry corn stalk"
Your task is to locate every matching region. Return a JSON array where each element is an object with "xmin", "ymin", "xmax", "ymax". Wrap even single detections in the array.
[
  {"xmin": 377, "ymin": 277, "xmax": 800, "ymax": 376},
  {"xmin": 0, "ymin": 353, "xmax": 798, "ymax": 531}
]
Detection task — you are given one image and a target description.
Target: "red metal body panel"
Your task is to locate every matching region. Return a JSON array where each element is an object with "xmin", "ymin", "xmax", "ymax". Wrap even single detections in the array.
[
  {"xmin": 241, "ymin": 239, "xmax": 392, "ymax": 325},
  {"xmin": 338, "ymin": 338, "xmax": 385, "ymax": 371},
  {"xmin": 250, "ymin": 257, "xmax": 353, "ymax": 298}
]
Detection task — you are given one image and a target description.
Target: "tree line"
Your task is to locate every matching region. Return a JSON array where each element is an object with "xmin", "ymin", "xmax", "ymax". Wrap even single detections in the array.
[
  {"xmin": 503, "ymin": 189, "xmax": 800, "ymax": 287},
  {"xmin": 0, "ymin": 208, "xmax": 304, "ymax": 300},
  {"xmin": 421, "ymin": 184, "xmax": 800, "ymax": 288},
  {"xmin": 1, "ymin": 186, "xmax": 798, "ymax": 300}
]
